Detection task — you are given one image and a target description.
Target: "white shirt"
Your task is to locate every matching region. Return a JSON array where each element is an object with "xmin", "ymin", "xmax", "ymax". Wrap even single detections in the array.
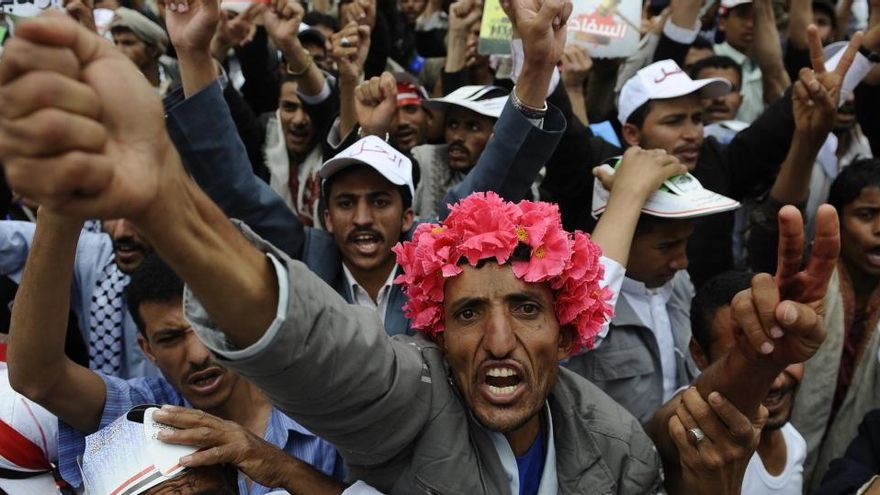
[
  {"xmin": 488, "ymin": 402, "xmax": 558, "ymax": 495},
  {"xmin": 620, "ymin": 277, "xmax": 677, "ymax": 402},
  {"xmin": 342, "ymin": 264, "xmax": 399, "ymax": 324},
  {"xmin": 741, "ymin": 423, "xmax": 806, "ymax": 495}
]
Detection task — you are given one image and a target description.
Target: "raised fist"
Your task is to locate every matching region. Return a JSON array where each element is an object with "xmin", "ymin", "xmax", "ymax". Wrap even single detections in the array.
[{"xmin": 355, "ymin": 72, "xmax": 398, "ymax": 137}]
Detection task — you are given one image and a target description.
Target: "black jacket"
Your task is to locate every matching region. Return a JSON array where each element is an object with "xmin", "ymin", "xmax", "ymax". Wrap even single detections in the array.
[{"xmin": 816, "ymin": 409, "xmax": 880, "ymax": 495}]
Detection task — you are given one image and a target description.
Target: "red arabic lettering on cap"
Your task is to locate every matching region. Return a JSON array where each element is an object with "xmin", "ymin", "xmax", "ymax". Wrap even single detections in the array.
[
  {"xmin": 350, "ymin": 139, "xmax": 405, "ymax": 168},
  {"xmin": 653, "ymin": 67, "xmax": 684, "ymax": 84}
]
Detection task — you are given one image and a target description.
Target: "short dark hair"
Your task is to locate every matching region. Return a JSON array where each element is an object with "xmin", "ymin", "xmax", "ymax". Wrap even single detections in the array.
[
  {"xmin": 690, "ymin": 35, "xmax": 714, "ymax": 52},
  {"xmin": 812, "ymin": 0, "xmax": 838, "ymax": 31},
  {"xmin": 690, "ymin": 270, "xmax": 753, "ymax": 358},
  {"xmin": 125, "ymin": 254, "xmax": 184, "ymax": 336},
  {"xmin": 689, "ymin": 55, "xmax": 743, "ymax": 90},
  {"xmin": 828, "ymin": 158, "xmax": 880, "ymax": 213},
  {"xmin": 625, "ymin": 100, "xmax": 654, "ymax": 128},
  {"xmin": 302, "ymin": 11, "xmax": 339, "ymax": 32},
  {"xmin": 633, "ymin": 213, "xmax": 681, "ymax": 236}
]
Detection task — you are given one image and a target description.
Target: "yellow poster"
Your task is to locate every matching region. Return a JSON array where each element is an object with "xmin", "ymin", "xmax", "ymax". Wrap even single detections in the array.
[{"xmin": 478, "ymin": 0, "xmax": 511, "ymax": 55}]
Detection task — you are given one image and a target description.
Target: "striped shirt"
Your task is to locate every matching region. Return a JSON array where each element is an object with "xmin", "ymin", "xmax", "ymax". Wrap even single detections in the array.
[{"xmin": 58, "ymin": 374, "xmax": 345, "ymax": 494}]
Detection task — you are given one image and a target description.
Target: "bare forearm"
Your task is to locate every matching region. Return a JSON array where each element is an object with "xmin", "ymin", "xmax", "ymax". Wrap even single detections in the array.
[
  {"xmin": 787, "ymin": 0, "xmax": 812, "ymax": 49},
  {"xmin": 137, "ymin": 160, "xmax": 278, "ymax": 350},
  {"xmin": 669, "ymin": 0, "xmax": 701, "ymax": 30},
  {"xmin": 445, "ymin": 30, "xmax": 469, "ymax": 73},
  {"xmin": 177, "ymin": 49, "xmax": 220, "ymax": 98},
  {"xmin": 339, "ymin": 77, "xmax": 358, "ymax": 141},
  {"xmin": 770, "ymin": 131, "xmax": 824, "ymax": 204},
  {"xmin": 281, "ymin": 42, "xmax": 326, "ymax": 97},
  {"xmin": 693, "ymin": 350, "xmax": 781, "ymax": 419},
  {"xmin": 754, "ymin": 1, "xmax": 791, "ymax": 102},
  {"xmin": 516, "ymin": 62, "xmax": 554, "ymax": 109},
  {"xmin": 8, "ymin": 212, "xmax": 106, "ymax": 433},
  {"xmin": 8, "ymin": 213, "xmax": 80, "ymax": 392},
  {"xmin": 591, "ymin": 190, "xmax": 647, "ymax": 266},
  {"xmin": 838, "ymin": 0, "xmax": 854, "ymax": 35}
]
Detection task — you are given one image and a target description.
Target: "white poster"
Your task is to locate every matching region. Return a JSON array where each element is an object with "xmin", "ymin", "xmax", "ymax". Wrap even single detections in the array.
[
  {"xmin": 566, "ymin": 0, "xmax": 641, "ymax": 59},
  {"xmin": 1, "ymin": 0, "xmax": 62, "ymax": 18}
]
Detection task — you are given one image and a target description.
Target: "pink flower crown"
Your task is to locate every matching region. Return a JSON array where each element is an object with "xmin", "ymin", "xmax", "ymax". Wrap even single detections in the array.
[{"xmin": 392, "ymin": 192, "xmax": 613, "ymax": 352}]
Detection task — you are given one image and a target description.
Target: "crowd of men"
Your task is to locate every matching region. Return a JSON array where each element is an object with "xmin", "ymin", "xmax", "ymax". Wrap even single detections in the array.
[{"xmin": 2, "ymin": 0, "xmax": 880, "ymax": 492}]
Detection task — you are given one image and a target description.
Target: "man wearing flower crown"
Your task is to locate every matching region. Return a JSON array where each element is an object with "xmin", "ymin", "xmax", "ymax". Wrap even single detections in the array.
[{"xmin": 0, "ymin": 3, "xmax": 839, "ymax": 495}]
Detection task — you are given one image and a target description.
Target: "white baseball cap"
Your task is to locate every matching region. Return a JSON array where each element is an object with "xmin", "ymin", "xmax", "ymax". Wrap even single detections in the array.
[
  {"xmin": 81, "ymin": 405, "xmax": 200, "ymax": 495},
  {"xmin": 320, "ymin": 136, "xmax": 416, "ymax": 197},
  {"xmin": 423, "ymin": 85, "xmax": 508, "ymax": 119},
  {"xmin": 0, "ymin": 360, "xmax": 62, "ymax": 494},
  {"xmin": 720, "ymin": 0, "xmax": 753, "ymax": 10},
  {"xmin": 591, "ymin": 159, "xmax": 740, "ymax": 219},
  {"xmin": 618, "ymin": 59, "xmax": 732, "ymax": 125}
]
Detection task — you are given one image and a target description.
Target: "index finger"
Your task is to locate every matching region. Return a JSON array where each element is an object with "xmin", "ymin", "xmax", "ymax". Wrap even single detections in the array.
[
  {"xmin": 775, "ymin": 205, "xmax": 805, "ymax": 286},
  {"xmin": 153, "ymin": 405, "xmax": 224, "ymax": 428},
  {"xmin": 808, "ymin": 25, "xmax": 827, "ymax": 74},
  {"xmin": 802, "ymin": 204, "xmax": 840, "ymax": 300}
]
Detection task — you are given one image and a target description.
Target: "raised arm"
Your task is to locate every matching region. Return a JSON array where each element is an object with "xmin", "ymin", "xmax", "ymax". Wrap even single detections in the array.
[
  {"xmin": 590, "ymin": 147, "xmax": 686, "ymax": 266},
  {"xmin": 752, "ymin": 0, "xmax": 791, "ymax": 105},
  {"xmin": 648, "ymin": 204, "xmax": 839, "ymax": 493},
  {"xmin": 724, "ymin": 29, "xmax": 865, "ymax": 200},
  {"xmin": 334, "ymin": 21, "xmax": 372, "ymax": 140},
  {"xmin": 438, "ymin": 0, "xmax": 570, "ymax": 217},
  {"xmin": 0, "ymin": 16, "xmax": 435, "ymax": 467},
  {"xmin": 164, "ymin": 0, "xmax": 306, "ymax": 259},
  {"xmin": 6, "ymin": 213, "xmax": 106, "ymax": 434}
]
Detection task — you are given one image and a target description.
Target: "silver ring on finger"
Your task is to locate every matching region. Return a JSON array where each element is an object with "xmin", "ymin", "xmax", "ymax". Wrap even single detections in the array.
[
  {"xmin": 340, "ymin": 36, "xmax": 352, "ymax": 47},
  {"xmin": 687, "ymin": 427, "xmax": 706, "ymax": 446}
]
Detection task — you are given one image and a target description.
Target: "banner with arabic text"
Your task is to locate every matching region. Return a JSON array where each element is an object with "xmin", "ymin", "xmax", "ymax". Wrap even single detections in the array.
[{"xmin": 567, "ymin": 0, "xmax": 640, "ymax": 59}]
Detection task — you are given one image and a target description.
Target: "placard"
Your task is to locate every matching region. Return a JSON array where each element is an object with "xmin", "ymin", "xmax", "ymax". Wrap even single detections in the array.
[
  {"xmin": 0, "ymin": 0, "xmax": 62, "ymax": 18},
  {"xmin": 566, "ymin": 0, "xmax": 640, "ymax": 59},
  {"xmin": 477, "ymin": 0, "xmax": 511, "ymax": 55}
]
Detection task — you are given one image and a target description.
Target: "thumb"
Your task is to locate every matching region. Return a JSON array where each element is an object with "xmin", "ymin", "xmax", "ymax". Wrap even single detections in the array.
[
  {"xmin": 380, "ymin": 72, "xmax": 398, "ymax": 103},
  {"xmin": 593, "ymin": 166, "xmax": 614, "ymax": 190}
]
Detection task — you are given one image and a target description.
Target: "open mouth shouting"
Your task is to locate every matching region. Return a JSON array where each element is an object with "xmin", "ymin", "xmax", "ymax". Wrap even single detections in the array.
[
  {"xmin": 186, "ymin": 367, "xmax": 225, "ymax": 396},
  {"xmin": 348, "ymin": 230, "xmax": 384, "ymax": 257},
  {"xmin": 479, "ymin": 362, "xmax": 526, "ymax": 406}
]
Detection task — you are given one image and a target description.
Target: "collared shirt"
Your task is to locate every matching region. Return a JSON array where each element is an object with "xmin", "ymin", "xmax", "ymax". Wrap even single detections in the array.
[
  {"xmin": 342, "ymin": 264, "xmax": 399, "ymax": 324},
  {"xmin": 620, "ymin": 277, "xmax": 677, "ymax": 402},
  {"xmin": 58, "ymin": 374, "xmax": 344, "ymax": 494},
  {"xmin": 488, "ymin": 403, "xmax": 558, "ymax": 495},
  {"xmin": 714, "ymin": 41, "xmax": 764, "ymax": 123}
]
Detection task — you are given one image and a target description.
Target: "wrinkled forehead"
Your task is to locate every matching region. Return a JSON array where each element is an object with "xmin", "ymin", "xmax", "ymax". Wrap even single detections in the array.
[{"xmin": 442, "ymin": 263, "xmax": 555, "ymax": 309}]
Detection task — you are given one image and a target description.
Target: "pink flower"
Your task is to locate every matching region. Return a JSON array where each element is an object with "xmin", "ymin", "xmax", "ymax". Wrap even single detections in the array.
[
  {"xmin": 393, "ymin": 192, "xmax": 612, "ymax": 352},
  {"xmin": 512, "ymin": 227, "xmax": 571, "ymax": 282},
  {"xmin": 445, "ymin": 192, "xmax": 520, "ymax": 264}
]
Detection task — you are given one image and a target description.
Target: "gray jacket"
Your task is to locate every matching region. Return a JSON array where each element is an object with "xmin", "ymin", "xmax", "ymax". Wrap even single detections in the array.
[
  {"xmin": 564, "ymin": 272, "xmax": 699, "ymax": 425},
  {"xmin": 186, "ymin": 225, "xmax": 663, "ymax": 495}
]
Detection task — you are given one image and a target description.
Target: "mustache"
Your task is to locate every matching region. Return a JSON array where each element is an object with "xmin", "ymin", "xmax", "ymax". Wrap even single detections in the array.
[
  {"xmin": 113, "ymin": 236, "xmax": 145, "ymax": 252},
  {"xmin": 183, "ymin": 357, "xmax": 223, "ymax": 383},
  {"xmin": 346, "ymin": 227, "xmax": 385, "ymax": 243},
  {"xmin": 395, "ymin": 123, "xmax": 417, "ymax": 134},
  {"xmin": 448, "ymin": 142, "xmax": 469, "ymax": 156}
]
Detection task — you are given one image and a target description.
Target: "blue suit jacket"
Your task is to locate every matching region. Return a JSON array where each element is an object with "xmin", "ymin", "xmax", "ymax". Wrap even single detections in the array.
[{"xmin": 165, "ymin": 81, "xmax": 565, "ymax": 335}]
